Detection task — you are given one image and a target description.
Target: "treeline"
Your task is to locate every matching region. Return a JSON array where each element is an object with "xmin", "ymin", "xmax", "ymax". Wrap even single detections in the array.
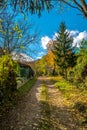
[{"xmin": 36, "ymin": 22, "xmax": 87, "ymax": 88}]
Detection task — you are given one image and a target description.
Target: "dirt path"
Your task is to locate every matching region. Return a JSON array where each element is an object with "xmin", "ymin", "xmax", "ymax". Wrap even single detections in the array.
[
  {"xmin": 45, "ymin": 77, "xmax": 80, "ymax": 130},
  {"xmin": 0, "ymin": 77, "xmax": 83, "ymax": 130},
  {"xmin": 1, "ymin": 77, "xmax": 43, "ymax": 130}
]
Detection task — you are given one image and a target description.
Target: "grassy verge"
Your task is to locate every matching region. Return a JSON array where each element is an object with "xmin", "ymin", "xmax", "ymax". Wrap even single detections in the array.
[
  {"xmin": 52, "ymin": 76, "xmax": 87, "ymax": 125},
  {"xmin": 38, "ymin": 84, "xmax": 51, "ymax": 130},
  {"xmin": 0, "ymin": 77, "xmax": 36, "ymax": 116},
  {"xmin": 18, "ymin": 77, "xmax": 36, "ymax": 95}
]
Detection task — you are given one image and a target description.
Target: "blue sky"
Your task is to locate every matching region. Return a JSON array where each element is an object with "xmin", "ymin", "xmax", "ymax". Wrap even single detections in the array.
[{"xmin": 26, "ymin": 6, "xmax": 87, "ymax": 59}]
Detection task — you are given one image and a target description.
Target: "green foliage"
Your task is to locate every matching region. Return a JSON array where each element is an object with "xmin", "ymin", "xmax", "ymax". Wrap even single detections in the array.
[
  {"xmin": 71, "ymin": 40, "xmax": 87, "ymax": 86},
  {"xmin": 20, "ymin": 67, "xmax": 27, "ymax": 77},
  {"xmin": 19, "ymin": 66, "xmax": 34, "ymax": 79},
  {"xmin": 18, "ymin": 77, "xmax": 36, "ymax": 94},
  {"xmin": 13, "ymin": 23, "xmax": 22, "ymax": 39},
  {"xmin": 0, "ymin": 14, "xmax": 22, "ymax": 54},
  {"xmin": 54, "ymin": 79, "xmax": 73, "ymax": 96},
  {"xmin": 0, "ymin": 11, "xmax": 37, "ymax": 55},
  {"xmin": 53, "ymin": 76, "xmax": 87, "ymax": 108},
  {"xmin": 36, "ymin": 57, "xmax": 48, "ymax": 76},
  {"xmin": 41, "ymin": 84, "xmax": 48, "ymax": 101},
  {"xmin": 53, "ymin": 76, "xmax": 87, "ymax": 125},
  {"xmin": 0, "ymin": 55, "xmax": 18, "ymax": 103},
  {"xmin": 52, "ymin": 22, "xmax": 76, "ymax": 79}
]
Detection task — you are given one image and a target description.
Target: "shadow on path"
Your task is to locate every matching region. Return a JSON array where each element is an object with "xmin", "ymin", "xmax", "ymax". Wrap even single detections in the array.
[
  {"xmin": 0, "ymin": 77, "xmax": 44, "ymax": 130},
  {"xmin": 0, "ymin": 76, "xmax": 84, "ymax": 130},
  {"xmin": 40, "ymin": 77, "xmax": 82, "ymax": 130}
]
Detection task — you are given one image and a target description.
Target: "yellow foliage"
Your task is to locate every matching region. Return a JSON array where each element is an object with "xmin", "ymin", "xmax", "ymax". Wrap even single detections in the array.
[
  {"xmin": 45, "ymin": 51, "xmax": 55, "ymax": 68},
  {"xmin": 18, "ymin": 34, "xmax": 22, "ymax": 38},
  {"xmin": 0, "ymin": 19, "xmax": 3, "ymax": 22},
  {"xmin": 3, "ymin": 49, "xmax": 7, "ymax": 53},
  {"xmin": 20, "ymin": 46, "xmax": 24, "ymax": 49},
  {"xmin": 13, "ymin": 24, "xmax": 19, "ymax": 31},
  {"xmin": 0, "ymin": 30, "xmax": 5, "ymax": 34}
]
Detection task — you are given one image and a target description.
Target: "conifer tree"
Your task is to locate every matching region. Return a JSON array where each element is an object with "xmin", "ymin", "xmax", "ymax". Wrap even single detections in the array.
[{"xmin": 53, "ymin": 22, "xmax": 76, "ymax": 79}]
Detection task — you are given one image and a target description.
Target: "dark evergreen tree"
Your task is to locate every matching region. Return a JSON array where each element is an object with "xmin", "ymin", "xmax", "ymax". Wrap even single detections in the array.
[{"xmin": 53, "ymin": 22, "xmax": 76, "ymax": 80}]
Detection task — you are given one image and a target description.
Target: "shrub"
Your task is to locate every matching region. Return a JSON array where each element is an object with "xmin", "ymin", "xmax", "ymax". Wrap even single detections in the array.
[{"xmin": 0, "ymin": 55, "xmax": 18, "ymax": 103}]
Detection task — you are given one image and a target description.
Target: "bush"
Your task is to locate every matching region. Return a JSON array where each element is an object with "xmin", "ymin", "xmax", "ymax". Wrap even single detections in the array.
[{"xmin": 0, "ymin": 55, "xmax": 18, "ymax": 103}]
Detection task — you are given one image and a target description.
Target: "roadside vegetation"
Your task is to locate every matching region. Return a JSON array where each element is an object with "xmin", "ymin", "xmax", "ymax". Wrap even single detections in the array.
[
  {"xmin": 0, "ymin": 77, "xmax": 36, "ymax": 118},
  {"xmin": 18, "ymin": 77, "xmax": 36, "ymax": 95},
  {"xmin": 51, "ymin": 76, "xmax": 87, "ymax": 126},
  {"xmin": 0, "ymin": 0, "xmax": 87, "ymax": 129}
]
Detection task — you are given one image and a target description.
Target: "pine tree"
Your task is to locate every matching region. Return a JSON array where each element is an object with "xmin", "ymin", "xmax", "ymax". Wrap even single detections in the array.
[{"xmin": 53, "ymin": 22, "xmax": 76, "ymax": 80}]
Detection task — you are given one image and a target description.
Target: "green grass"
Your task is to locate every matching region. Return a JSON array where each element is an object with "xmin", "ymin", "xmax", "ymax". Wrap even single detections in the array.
[
  {"xmin": 55, "ymin": 81, "xmax": 72, "ymax": 91},
  {"xmin": 41, "ymin": 84, "xmax": 48, "ymax": 101},
  {"xmin": 54, "ymin": 78, "xmax": 74, "ymax": 96},
  {"xmin": 51, "ymin": 76, "xmax": 87, "ymax": 105},
  {"xmin": 18, "ymin": 77, "xmax": 36, "ymax": 94},
  {"xmin": 52, "ymin": 76, "xmax": 87, "ymax": 125},
  {"xmin": 50, "ymin": 76, "xmax": 63, "ymax": 83},
  {"xmin": 38, "ymin": 84, "xmax": 51, "ymax": 130}
]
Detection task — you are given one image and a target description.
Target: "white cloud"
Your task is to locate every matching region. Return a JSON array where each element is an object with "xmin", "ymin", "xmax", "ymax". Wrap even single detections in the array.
[
  {"xmin": 36, "ymin": 51, "xmax": 46, "ymax": 59},
  {"xmin": 41, "ymin": 30, "xmax": 87, "ymax": 50},
  {"xmin": 69, "ymin": 30, "xmax": 79, "ymax": 36},
  {"xmin": 72, "ymin": 31, "xmax": 87, "ymax": 47},
  {"xmin": 38, "ymin": 52, "xmax": 45, "ymax": 56},
  {"xmin": 36, "ymin": 56, "xmax": 42, "ymax": 59},
  {"xmin": 53, "ymin": 30, "xmax": 87, "ymax": 47},
  {"xmin": 52, "ymin": 32, "xmax": 59, "ymax": 40},
  {"xmin": 41, "ymin": 36, "xmax": 51, "ymax": 49}
]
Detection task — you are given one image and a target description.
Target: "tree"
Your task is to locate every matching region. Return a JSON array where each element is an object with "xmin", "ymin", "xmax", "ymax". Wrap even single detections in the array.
[
  {"xmin": 45, "ymin": 50, "xmax": 56, "ymax": 75},
  {"xmin": 36, "ymin": 56, "xmax": 47, "ymax": 76},
  {"xmin": 0, "ymin": 11, "xmax": 37, "ymax": 55},
  {"xmin": 74, "ymin": 40, "xmax": 87, "ymax": 80},
  {"xmin": 56, "ymin": 0, "xmax": 87, "ymax": 18},
  {"xmin": 0, "ymin": 0, "xmax": 53, "ymax": 16},
  {"xmin": 53, "ymin": 22, "xmax": 76, "ymax": 80},
  {"xmin": 0, "ymin": 0, "xmax": 87, "ymax": 18}
]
